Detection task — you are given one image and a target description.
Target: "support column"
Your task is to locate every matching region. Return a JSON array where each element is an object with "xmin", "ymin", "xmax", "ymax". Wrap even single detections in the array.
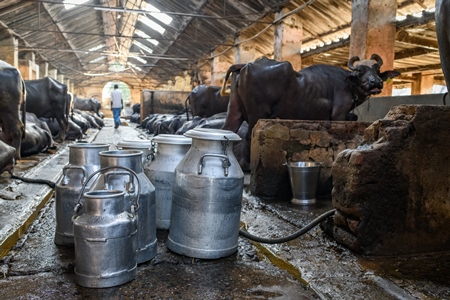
[
  {"xmin": 349, "ymin": 0, "xmax": 397, "ymax": 96},
  {"xmin": 49, "ymin": 69, "xmax": 57, "ymax": 79},
  {"xmin": 235, "ymin": 33, "xmax": 256, "ymax": 64},
  {"xmin": 0, "ymin": 35, "xmax": 18, "ymax": 67},
  {"xmin": 57, "ymin": 74, "xmax": 65, "ymax": 84},
  {"xmin": 40, "ymin": 62, "xmax": 49, "ymax": 78},
  {"xmin": 211, "ymin": 46, "xmax": 232, "ymax": 86},
  {"xmin": 411, "ymin": 73, "xmax": 435, "ymax": 95},
  {"xmin": 274, "ymin": 8, "xmax": 302, "ymax": 70}
]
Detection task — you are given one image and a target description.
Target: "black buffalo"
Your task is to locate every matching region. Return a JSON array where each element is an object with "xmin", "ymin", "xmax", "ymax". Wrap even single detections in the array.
[
  {"xmin": 221, "ymin": 55, "xmax": 400, "ymax": 169},
  {"xmin": 73, "ymin": 96, "xmax": 102, "ymax": 117},
  {"xmin": 0, "ymin": 140, "xmax": 15, "ymax": 174},
  {"xmin": 185, "ymin": 85, "xmax": 229, "ymax": 119},
  {"xmin": 25, "ymin": 77, "xmax": 69, "ymax": 142},
  {"xmin": 0, "ymin": 60, "xmax": 26, "ymax": 160},
  {"xmin": 19, "ymin": 122, "xmax": 53, "ymax": 157},
  {"xmin": 436, "ymin": 0, "xmax": 450, "ymax": 91}
]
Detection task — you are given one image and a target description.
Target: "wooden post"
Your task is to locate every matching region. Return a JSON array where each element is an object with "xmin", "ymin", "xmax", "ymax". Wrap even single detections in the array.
[{"xmin": 274, "ymin": 8, "xmax": 302, "ymax": 70}]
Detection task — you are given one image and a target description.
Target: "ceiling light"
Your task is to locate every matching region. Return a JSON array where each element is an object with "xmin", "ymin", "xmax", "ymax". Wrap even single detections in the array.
[
  {"xmin": 139, "ymin": 16, "xmax": 165, "ymax": 34},
  {"xmin": 144, "ymin": 3, "xmax": 173, "ymax": 25},
  {"xmin": 133, "ymin": 40, "xmax": 153, "ymax": 54},
  {"xmin": 109, "ymin": 61, "xmax": 125, "ymax": 72}
]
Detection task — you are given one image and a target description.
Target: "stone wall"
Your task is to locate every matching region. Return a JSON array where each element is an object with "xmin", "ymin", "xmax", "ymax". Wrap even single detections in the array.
[
  {"xmin": 332, "ymin": 105, "xmax": 450, "ymax": 255},
  {"xmin": 250, "ymin": 120, "xmax": 371, "ymax": 199}
]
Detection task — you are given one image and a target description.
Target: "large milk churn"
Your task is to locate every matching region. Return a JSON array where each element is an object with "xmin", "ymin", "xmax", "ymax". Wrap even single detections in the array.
[
  {"xmin": 116, "ymin": 138, "xmax": 152, "ymax": 167},
  {"xmin": 73, "ymin": 189, "xmax": 138, "ymax": 288},
  {"xmin": 167, "ymin": 128, "xmax": 244, "ymax": 259},
  {"xmin": 144, "ymin": 134, "xmax": 192, "ymax": 230},
  {"xmin": 90, "ymin": 150, "xmax": 157, "ymax": 264},
  {"xmin": 54, "ymin": 142, "xmax": 110, "ymax": 246}
]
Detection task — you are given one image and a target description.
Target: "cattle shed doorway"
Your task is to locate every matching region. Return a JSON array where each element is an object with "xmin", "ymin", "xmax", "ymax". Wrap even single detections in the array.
[
  {"xmin": 102, "ymin": 81, "xmax": 131, "ymax": 109},
  {"xmin": 102, "ymin": 81, "xmax": 132, "ymax": 118}
]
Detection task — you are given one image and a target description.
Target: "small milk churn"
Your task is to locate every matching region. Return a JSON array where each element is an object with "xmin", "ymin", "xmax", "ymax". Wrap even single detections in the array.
[
  {"xmin": 167, "ymin": 128, "xmax": 244, "ymax": 259},
  {"xmin": 54, "ymin": 142, "xmax": 110, "ymax": 246},
  {"xmin": 144, "ymin": 134, "xmax": 192, "ymax": 230},
  {"xmin": 90, "ymin": 150, "xmax": 157, "ymax": 264},
  {"xmin": 116, "ymin": 138, "xmax": 152, "ymax": 167},
  {"xmin": 73, "ymin": 189, "xmax": 138, "ymax": 288}
]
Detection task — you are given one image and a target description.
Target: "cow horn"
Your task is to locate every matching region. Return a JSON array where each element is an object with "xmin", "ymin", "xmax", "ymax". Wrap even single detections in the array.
[
  {"xmin": 370, "ymin": 54, "xmax": 383, "ymax": 67},
  {"xmin": 347, "ymin": 56, "xmax": 360, "ymax": 70}
]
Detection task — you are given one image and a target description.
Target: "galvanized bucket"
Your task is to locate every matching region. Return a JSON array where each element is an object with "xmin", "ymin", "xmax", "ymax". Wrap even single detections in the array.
[
  {"xmin": 73, "ymin": 166, "xmax": 140, "ymax": 288},
  {"xmin": 90, "ymin": 150, "xmax": 157, "ymax": 264},
  {"xmin": 287, "ymin": 161, "xmax": 322, "ymax": 205},
  {"xmin": 168, "ymin": 128, "xmax": 244, "ymax": 259},
  {"xmin": 54, "ymin": 142, "xmax": 110, "ymax": 246},
  {"xmin": 144, "ymin": 134, "xmax": 192, "ymax": 230}
]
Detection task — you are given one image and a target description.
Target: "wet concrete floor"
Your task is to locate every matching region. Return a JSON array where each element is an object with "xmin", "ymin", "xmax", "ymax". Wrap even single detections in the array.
[{"xmin": 0, "ymin": 119, "xmax": 449, "ymax": 299}]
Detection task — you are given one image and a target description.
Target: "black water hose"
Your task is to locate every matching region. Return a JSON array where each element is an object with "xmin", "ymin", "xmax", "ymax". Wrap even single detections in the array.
[
  {"xmin": 239, "ymin": 209, "xmax": 336, "ymax": 244},
  {"xmin": 10, "ymin": 173, "xmax": 56, "ymax": 189}
]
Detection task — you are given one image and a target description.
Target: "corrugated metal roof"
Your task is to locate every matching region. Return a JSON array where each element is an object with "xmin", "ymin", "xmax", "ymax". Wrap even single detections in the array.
[{"xmin": 0, "ymin": 0, "xmax": 441, "ymax": 89}]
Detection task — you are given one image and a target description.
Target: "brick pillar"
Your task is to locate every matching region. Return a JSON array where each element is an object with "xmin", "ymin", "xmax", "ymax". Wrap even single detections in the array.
[
  {"xmin": 0, "ymin": 35, "xmax": 18, "ymax": 67},
  {"xmin": 349, "ymin": 0, "xmax": 397, "ymax": 96},
  {"xmin": 49, "ymin": 69, "xmax": 57, "ymax": 79},
  {"xmin": 411, "ymin": 73, "xmax": 435, "ymax": 95},
  {"xmin": 211, "ymin": 46, "xmax": 232, "ymax": 86},
  {"xmin": 274, "ymin": 8, "xmax": 302, "ymax": 70},
  {"xmin": 235, "ymin": 33, "xmax": 256, "ymax": 64}
]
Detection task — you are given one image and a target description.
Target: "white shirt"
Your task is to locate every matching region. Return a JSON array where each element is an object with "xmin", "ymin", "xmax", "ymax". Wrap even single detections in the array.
[{"xmin": 111, "ymin": 89, "xmax": 123, "ymax": 108}]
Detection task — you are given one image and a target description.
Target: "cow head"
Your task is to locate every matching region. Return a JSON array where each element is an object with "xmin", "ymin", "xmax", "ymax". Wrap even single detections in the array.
[{"xmin": 347, "ymin": 54, "xmax": 400, "ymax": 100}]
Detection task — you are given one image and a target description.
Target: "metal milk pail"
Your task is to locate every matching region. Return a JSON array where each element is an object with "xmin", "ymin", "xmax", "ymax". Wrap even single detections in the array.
[
  {"xmin": 144, "ymin": 134, "xmax": 192, "ymax": 230},
  {"xmin": 167, "ymin": 128, "xmax": 244, "ymax": 259},
  {"xmin": 116, "ymin": 138, "xmax": 152, "ymax": 167},
  {"xmin": 73, "ymin": 189, "xmax": 138, "ymax": 288},
  {"xmin": 90, "ymin": 150, "xmax": 157, "ymax": 264},
  {"xmin": 54, "ymin": 142, "xmax": 110, "ymax": 246}
]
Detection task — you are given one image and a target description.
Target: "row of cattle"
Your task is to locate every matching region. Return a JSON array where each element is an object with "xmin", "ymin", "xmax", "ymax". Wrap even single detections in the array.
[
  {"xmin": 0, "ymin": 60, "xmax": 104, "ymax": 170},
  {"xmin": 132, "ymin": 54, "xmax": 400, "ymax": 170}
]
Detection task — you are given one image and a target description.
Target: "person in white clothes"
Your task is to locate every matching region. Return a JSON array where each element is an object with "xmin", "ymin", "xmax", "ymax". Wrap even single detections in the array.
[{"xmin": 110, "ymin": 84, "xmax": 123, "ymax": 128}]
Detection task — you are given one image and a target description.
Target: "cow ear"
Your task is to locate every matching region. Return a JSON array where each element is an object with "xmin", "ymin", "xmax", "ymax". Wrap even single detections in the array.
[{"xmin": 380, "ymin": 70, "xmax": 401, "ymax": 81}]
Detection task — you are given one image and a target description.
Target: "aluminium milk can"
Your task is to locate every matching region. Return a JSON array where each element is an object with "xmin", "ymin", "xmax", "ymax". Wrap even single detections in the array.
[
  {"xmin": 144, "ymin": 134, "xmax": 192, "ymax": 230},
  {"xmin": 116, "ymin": 138, "xmax": 152, "ymax": 167},
  {"xmin": 167, "ymin": 128, "xmax": 244, "ymax": 259},
  {"xmin": 90, "ymin": 150, "xmax": 157, "ymax": 264},
  {"xmin": 73, "ymin": 189, "xmax": 138, "ymax": 288},
  {"xmin": 54, "ymin": 142, "xmax": 110, "ymax": 246}
]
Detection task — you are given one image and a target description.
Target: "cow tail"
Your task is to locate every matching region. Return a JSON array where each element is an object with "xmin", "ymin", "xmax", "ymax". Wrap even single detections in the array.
[
  {"xmin": 185, "ymin": 94, "xmax": 191, "ymax": 121},
  {"xmin": 220, "ymin": 64, "xmax": 245, "ymax": 96},
  {"xmin": 21, "ymin": 79, "xmax": 26, "ymax": 139}
]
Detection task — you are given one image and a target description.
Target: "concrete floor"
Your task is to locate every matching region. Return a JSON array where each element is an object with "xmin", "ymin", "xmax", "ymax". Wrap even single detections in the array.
[{"xmin": 0, "ymin": 118, "xmax": 449, "ymax": 299}]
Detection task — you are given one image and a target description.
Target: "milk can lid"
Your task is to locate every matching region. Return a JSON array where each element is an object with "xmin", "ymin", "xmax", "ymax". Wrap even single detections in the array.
[
  {"xmin": 117, "ymin": 138, "xmax": 152, "ymax": 149},
  {"xmin": 152, "ymin": 134, "xmax": 192, "ymax": 145},
  {"xmin": 184, "ymin": 128, "xmax": 241, "ymax": 141}
]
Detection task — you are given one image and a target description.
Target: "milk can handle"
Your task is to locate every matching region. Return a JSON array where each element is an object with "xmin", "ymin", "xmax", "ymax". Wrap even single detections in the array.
[
  {"xmin": 198, "ymin": 154, "xmax": 231, "ymax": 177},
  {"xmin": 62, "ymin": 165, "xmax": 87, "ymax": 185},
  {"xmin": 104, "ymin": 171, "xmax": 135, "ymax": 193},
  {"xmin": 72, "ymin": 166, "xmax": 141, "ymax": 218}
]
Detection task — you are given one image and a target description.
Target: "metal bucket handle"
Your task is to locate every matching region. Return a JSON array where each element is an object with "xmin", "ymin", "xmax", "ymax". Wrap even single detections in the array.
[
  {"xmin": 198, "ymin": 153, "xmax": 231, "ymax": 177},
  {"xmin": 61, "ymin": 165, "xmax": 87, "ymax": 186},
  {"xmin": 72, "ymin": 166, "xmax": 141, "ymax": 218}
]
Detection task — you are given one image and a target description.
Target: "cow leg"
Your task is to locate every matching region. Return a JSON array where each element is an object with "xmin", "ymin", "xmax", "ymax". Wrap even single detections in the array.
[
  {"xmin": 1, "ymin": 114, "xmax": 23, "ymax": 160},
  {"xmin": 56, "ymin": 118, "xmax": 66, "ymax": 141}
]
